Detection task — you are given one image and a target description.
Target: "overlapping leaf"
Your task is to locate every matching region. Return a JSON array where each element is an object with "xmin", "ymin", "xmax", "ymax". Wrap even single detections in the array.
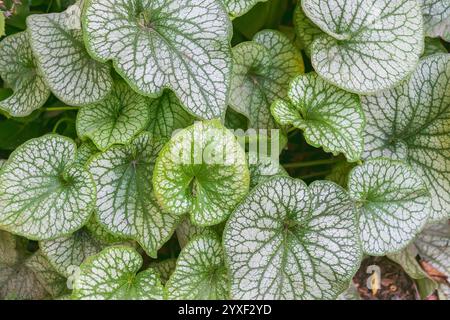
[
  {"xmin": 420, "ymin": 0, "xmax": 450, "ymax": 41},
  {"xmin": 223, "ymin": 0, "xmax": 267, "ymax": 18},
  {"xmin": 293, "ymin": 4, "xmax": 323, "ymax": 56},
  {"xmin": 150, "ymin": 258, "xmax": 177, "ymax": 285}
]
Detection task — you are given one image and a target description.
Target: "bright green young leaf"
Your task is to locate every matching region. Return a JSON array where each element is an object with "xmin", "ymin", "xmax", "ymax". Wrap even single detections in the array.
[
  {"xmin": 26, "ymin": 3, "xmax": 113, "ymax": 106},
  {"xmin": 348, "ymin": 159, "xmax": 431, "ymax": 255},
  {"xmin": 72, "ymin": 246, "xmax": 164, "ymax": 300},
  {"xmin": 223, "ymin": 0, "xmax": 267, "ymax": 18},
  {"xmin": 0, "ymin": 135, "xmax": 95, "ymax": 240},
  {"xmin": 420, "ymin": 0, "xmax": 450, "ymax": 41},
  {"xmin": 271, "ymin": 73, "xmax": 364, "ymax": 162},
  {"xmin": 153, "ymin": 120, "xmax": 250, "ymax": 227},
  {"xmin": 362, "ymin": 54, "xmax": 450, "ymax": 221},
  {"xmin": 223, "ymin": 176, "xmax": 361, "ymax": 299},
  {"xmin": 167, "ymin": 234, "xmax": 228, "ymax": 299},
  {"xmin": 0, "ymin": 31, "xmax": 50, "ymax": 117},
  {"xmin": 230, "ymin": 30, "xmax": 304, "ymax": 129},
  {"xmin": 149, "ymin": 258, "xmax": 177, "ymax": 285},
  {"xmin": 423, "ymin": 38, "xmax": 448, "ymax": 57},
  {"xmin": 77, "ymin": 81, "xmax": 150, "ymax": 151},
  {"xmin": 87, "ymin": 132, "xmax": 181, "ymax": 258},
  {"xmin": 82, "ymin": 0, "xmax": 232, "ymax": 120},
  {"xmin": 293, "ymin": 4, "xmax": 323, "ymax": 56},
  {"xmin": 302, "ymin": 0, "xmax": 424, "ymax": 94}
]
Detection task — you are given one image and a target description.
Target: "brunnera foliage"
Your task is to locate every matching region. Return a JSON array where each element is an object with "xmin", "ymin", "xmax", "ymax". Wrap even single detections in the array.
[{"xmin": 0, "ymin": 0, "xmax": 449, "ymax": 300}]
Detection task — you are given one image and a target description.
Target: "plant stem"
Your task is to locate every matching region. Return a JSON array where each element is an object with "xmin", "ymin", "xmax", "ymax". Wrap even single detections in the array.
[
  {"xmin": 283, "ymin": 158, "xmax": 339, "ymax": 169},
  {"xmin": 44, "ymin": 106, "xmax": 79, "ymax": 112},
  {"xmin": 298, "ymin": 170, "xmax": 332, "ymax": 180}
]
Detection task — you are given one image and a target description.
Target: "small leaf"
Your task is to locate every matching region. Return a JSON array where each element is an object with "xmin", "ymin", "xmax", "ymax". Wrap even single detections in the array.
[
  {"xmin": 73, "ymin": 141, "xmax": 99, "ymax": 167},
  {"xmin": 349, "ymin": 159, "xmax": 431, "ymax": 255},
  {"xmin": 72, "ymin": 246, "xmax": 164, "ymax": 300},
  {"xmin": 248, "ymin": 155, "xmax": 287, "ymax": 189},
  {"xmin": 176, "ymin": 217, "xmax": 208, "ymax": 249},
  {"xmin": 223, "ymin": 0, "xmax": 268, "ymax": 18},
  {"xmin": 0, "ymin": 135, "xmax": 95, "ymax": 240},
  {"xmin": 0, "ymin": 31, "xmax": 50, "ymax": 117},
  {"xmin": 271, "ymin": 73, "xmax": 364, "ymax": 162},
  {"xmin": 166, "ymin": 234, "xmax": 228, "ymax": 299},
  {"xmin": 149, "ymin": 258, "xmax": 177, "ymax": 285},
  {"xmin": 293, "ymin": 4, "xmax": 323, "ymax": 56},
  {"xmin": 223, "ymin": 176, "xmax": 361, "ymax": 299},
  {"xmin": 302, "ymin": 0, "xmax": 424, "ymax": 94},
  {"xmin": 419, "ymin": 0, "xmax": 450, "ymax": 41},
  {"xmin": 82, "ymin": 0, "xmax": 232, "ymax": 120},
  {"xmin": 325, "ymin": 161, "xmax": 355, "ymax": 188},
  {"xmin": 153, "ymin": 120, "xmax": 250, "ymax": 227}
]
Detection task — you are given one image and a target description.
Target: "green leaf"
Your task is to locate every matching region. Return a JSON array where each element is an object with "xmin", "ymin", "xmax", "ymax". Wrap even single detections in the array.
[
  {"xmin": 271, "ymin": 73, "xmax": 364, "ymax": 162},
  {"xmin": 423, "ymin": 38, "xmax": 448, "ymax": 57},
  {"xmin": 149, "ymin": 258, "xmax": 176, "ymax": 285},
  {"xmin": 0, "ymin": 13, "xmax": 5, "ymax": 37},
  {"xmin": 82, "ymin": 0, "xmax": 232, "ymax": 120},
  {"xmin": 302, "ymin": 0, "xmax": 424, "ymax": 94},
  {"xmin": 77, "ymin": 81, "xmax": 150, "ymax": 151},
  {"xmin": 349, "ymin": 159, "xmax": 431, "ymax": 255},
  {"xmin": 362, "ymin": 54, "xmax": 450, "ymax": 221},
  {"xmin": 223, "ymin": 176, "xmax": 361, "ymax": 299},
  {"xmin": 0, "ymin": 31, "xmax": 50, "ymax": 117},
  {"xmin": 223, "ymin": 0, "xmax": 267, "ymax": 18},
  {"xmin": 153, "ymin": 120, "xmax": 250, "ymax": 227},
  {"xmin": 248, "ymin": 155, "xmax": 287, "ymax": 189},
  {"xmin": 73, "ymin": 141, "xmax": 99, "ymax": 167},
  {"xmin": 176, "ymin": 217, "xmax": 208, "ymax": 249},
  {"xmin": 293, "ymin": 4, "xmax": 323, "ymax": 56},
  {"xmin": 72, "ymin": 246, "xmax": 164, "ymax": 300},
  {"xmin": 230, "ymin": 30, "xmax": 304, "ymax": 129},
  {"xmin": 0, "ymin": 135, "xmax": 95, "ymax": 240},
  {"xmin": 87, "ymin": 132, "xmax": 181, "ymax": 258},
  {"xmin": 419, "ymin": 0, "xmax": 450, "ymax": 41},
  {"xmin": 325, "ymin": 161, "xmax": 355, "ymax": 188},
  {"xmin": 85, "ymin": 215, "xmax": 129, "ymax": 245},
  {"xmin": 166, "ymin": 234, "xmax": 228, "ymax": 299}
]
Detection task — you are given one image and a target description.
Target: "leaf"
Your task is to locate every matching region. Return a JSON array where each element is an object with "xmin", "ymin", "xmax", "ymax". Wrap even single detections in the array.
[
  {"xmin": 0, "ymin": 135, "xmax": 95, "ymax": 240},
  {"xmin": 176, "ymin": 217, "xmax": 208, "ymax": 249},
  {"xmin": 271, "ymin": 73, "xmax": 364, "ymax": 162},
  {"xmin": 248, "ymin": 155, "xmax": 287, "ymax": 189},
  {"xmin": 387, "ymin": 245, "xmax": 430, "ymax": 280},
  {"xmin": 72, "ymin": 246, "xmax": 164, "ymax": 300},
  {"xmin": 419, "ymin": 0, "xmax": 450, "ymax": 41},
  {"xmin": 26, "ymin": 3, "xmax": 113, "ymax": 106},
  {"xmin": 87, "ymin": 132, "xmax": 181, "ymax": 258},
  {"xmin": 166, "ymin": 234, "xmax": 228, "ymax": 299},
  {"xmin": 230, "ymin": 30, "xmax": 304, "ymax": 129},
  {"xmin": 293, "ymin": 4, "xmax": 323, "ymax": 56},
  {"xmin": 423, "ymin": 38, "xmax": 448, "ymax": 57},
  {"xmin": 223, "ymin": 176, "xmax": 361, "ymax": 299},
  {"xmin": 153, "ymin": 120, "xmax": 250, "ymax": 227},
  {"xmin": 223, "ymin": 0, "xmax": 268, "ymax": 18},
  {"xmin": 0, "ymin": 12, "xmax": 5, "ymax": 37},
  {"xmin": 149, "ymin": 258, "xmax": 176, "ymax": 285},
  {"xmin": 302, "ymin": 0, "xmax": 424, "ymax": 94},
  {"xmin": 77, "ymin": 81, "xmax": 150, "ymax": 151},
  {"xmin": 325, "ymin": 161, "xmax": 355, "ymax": 188},
  {"xmin": 0, "ymin": 31, "xmax": 50, "ymax": 117},
  {"xmin": 84, "ymin": 215, "xmax": 129, "ymax": 245},
  {"xmin": 361, "ymin": 54, "xmax": 450, "ymax": 221},
  {"xmin": 73, "ymin": 141, "xmax": 99, "ymax": 166},
  {"xmin": 82, "ymin": 0, "xmax": 232, "ymax": 120},
  {"xmin": 349, "ymin": 159, "xmax": 431, "ymax": 255}
]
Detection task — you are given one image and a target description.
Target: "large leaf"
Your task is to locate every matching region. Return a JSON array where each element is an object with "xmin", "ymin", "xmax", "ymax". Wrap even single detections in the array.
[
  {"xmin": 87, "ymin": 132, "xmax": 180, "ymax": 258},
  {"xmin": 362, "ymin": 54, "xmax": 450, "ymax": 221},
  {"xmin": 223, "ymin": 0, "xmax": 267, "ymax": 18},
  {"xmin": 223, "ymin": 176, "xmax": 361, "ymax": 299},
  {"xmin": 348, "ymin": 159, "xmax": 431, "ymax": 255},
  {"xmin": 72, "ymin": 246, "xmax": 164, "ymax": 300},
  {"xmin": 26, "ymin": 3, "xmax": 113, "ymax": 106},
  {"xmin": 82, "ymin": 0, "xmax": 232, "ymax": 119},
  {"xmin": 77, "ymin": 81, "xmax": 150, "ymax": 151},
  {"xmin": 0, "ymin": 135, "xmax": 95, "ymax": 240},
  {"xmin": 0, "ymin": 31, "xmax": 50, "ymax": 117},
  {"xmin": 230, "ymin": 30, "xmax": 303, "ymax": 129},
  {"xmin": 153, "ymin": 120, "xmax": 250, "ymax": 227},
  {"xmin": 271, "ymin": 73, "xmax": 364, "ymax": 162},
  {"xmin": 302, "ymin": 0, "xmax": 424, "ymax": 94},
  {"xmin": 166, "ymin": 234, "xmax": 228, "ymax": 299},
  {"xmin": 420, "ymin": 0, "xmax": 450, "ymax": 41}
]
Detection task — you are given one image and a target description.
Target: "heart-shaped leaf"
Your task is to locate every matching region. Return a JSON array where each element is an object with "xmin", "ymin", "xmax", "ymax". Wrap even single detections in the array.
[
  {"xmin": 77, "ymin": 81, "xmax": 150, "ymax": 151},
  {"xmin": 166, "ymin": 233, "xmax": 228, "ymax": 299},
  {"xmin": 223, "ymin": 176, "xmax": 361, "ymax": 299},
  {"xmin": 26, "ymin": 3, "xmax": 113, "ymax": 106},
  {"xmin": 349, "ymin": 159, "xmax": 431, "ymax": 255},
  {"xmin": 230, "ymin": 30, "xmax": 304, "ymax": 129},
  {"xmin": 82, "ymin": 0, "xmax": 232, "ymax": 119},
  {"xmin": 420, "ymin": 0, "xmax": 450, "ymax": 41},
  {"xmin": 271, "ymin": 73, "xmax": 364, "ymax": 162},
  {"xmin": 72, "ymin": 246, "xmax": 164, "ymax": 300},
  {"xmin": 153, "ymin": 120, "xmax": 250, "ymax": 227},
  {"xmin": 302, "ymin": 0, "xmax": 424, "ymax": 94},
  {"xmin": 362, "ymin": 54, "xmax": 450, "ymax": 221},
  {"xmin": 0, "ymin": 135, "xmax": 95, "ymax": 240},
  {"xmin": 223, "ymin": 0, "xmax": 267, "ymax": 18},
  {"xmin": 87, "ymin": 132, "xmax": 181, "ymax": 258},
  {"xmin": 0, "ymin": 31, "xmax": 50, "ymax": 117}
]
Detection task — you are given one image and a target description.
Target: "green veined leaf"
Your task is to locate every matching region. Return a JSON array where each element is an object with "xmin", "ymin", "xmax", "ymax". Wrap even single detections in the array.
[
  {"xmin": 26, "ymin": 3, "xmax": 113, "ymax": 106},
  {"xmin": 248, "ymin": 155, "xmax": 287, "ymax": 189},
  {"xmin": 223, "ymin": 176, "xmax": 361, "ymax": 299},
  {"xmin": 149, "ymin": 258, "xmax": 177, "ymax": 285},
  {"xmin": 82, "ymin": 0, "xmax": 232, "ymax": 120},
  {"xmin": 348, "ymin": 159, "xmax": 431, "ymax": 255},
  {"xmin": 176, "ymin": 217, "xmax": 208, "ymax": 248},
  {"xmin": 73, "ymin": 141, "xmax": 99, "ymax": 167},
  {"xmin": 230, "ymin": 30, "xmax": 304, "ymax": 129},
  {"xmin": 0, "ymin": 135, "xmax": 95, "ymax": 240},
  {"xmin": 167, "ymin": 234, "xmax": 228, "ymax": 299},
  {"xmin": 0, "ymin": 31, "xmax": 50, "ymax": 117},
  {"xmin": 419, "ymin": 0, "xmax": 450, "ymax": 41},
  {"xmin": 77, "ymin": 81, "xmax": 150, "ymax": 151},
  {"xmin": 153, "ymin": 120, "xmax": 250, "ymax": 227},
  {"xmin": 361, "ymin": 54, "xmax": 450, "ymax": 221},
  {"xmin": 302, "ymin": 0, "xmax": 424, "ymax": 94},
  {"xmin": 72, "ymin": 246, "xmax": 164, "ymax": 300},
  {"xmin": 223, "ymin": 0, "xmax": 267, "ymax": 18},
  {"xmin": 325, "ymin": 161, "xmax": 355, "ymax": 188},
  {"xmin": 85, "ymin": 215, "xmax": 129, "ymax": 245},
  {"xmin": 87, "ymin": 132, "xmax": 181, "ymax": 258},
  {"xmin": 271, "ymin": 73, "xmax": 364, "ymax": 162},
  {"xmin": 293, "ymin": 4, "xmax": 323, "ymax": 56},
  {"xmin": 423, "ymin": 38, "xmax": 448, "ymax": 58}
]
